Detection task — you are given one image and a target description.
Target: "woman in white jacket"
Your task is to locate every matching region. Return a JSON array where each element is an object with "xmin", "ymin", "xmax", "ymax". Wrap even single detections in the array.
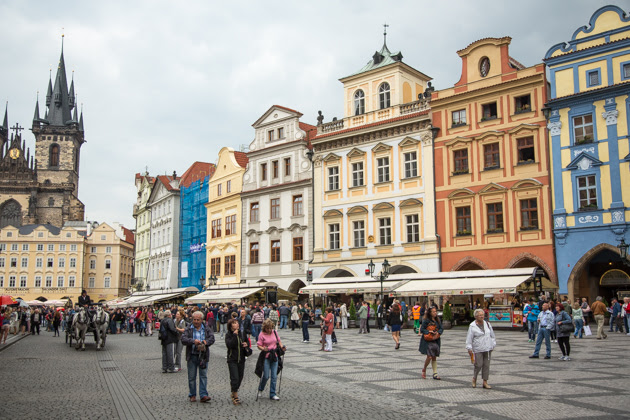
[
  {"xmin": 465, "ymin": 308, "xmax": 496, "ymax": 389},
  {"xmin": 340, "ymin": 304, "xmax": 348, "ymax": 329}
]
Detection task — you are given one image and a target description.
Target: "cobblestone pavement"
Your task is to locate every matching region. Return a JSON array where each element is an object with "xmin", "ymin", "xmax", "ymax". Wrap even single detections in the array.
[{"xmin": 1, "ymin": 324, "xmax": 629, "ymax": 419}]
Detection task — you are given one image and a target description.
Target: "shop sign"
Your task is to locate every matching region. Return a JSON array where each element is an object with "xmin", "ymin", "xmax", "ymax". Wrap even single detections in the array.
[
  {"xmin": 2, "ymin": 287, "xmax": 30, "ymax": 293},
  {"xmin": 189, "ymin": 243, "xmax": 205, "ymax": 253},
  {"xmin": 600, "ymin": 269, "xmax": 630, "ymax": 286},
  {"xmin": 42, "ymin": 287, "xmax": 68, "ymax": 292}
]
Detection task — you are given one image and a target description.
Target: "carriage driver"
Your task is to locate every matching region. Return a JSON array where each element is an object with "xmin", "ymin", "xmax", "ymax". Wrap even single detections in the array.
[{"xmin": 78, "ymin": 290, "xmax": 92, "ymax": 308}]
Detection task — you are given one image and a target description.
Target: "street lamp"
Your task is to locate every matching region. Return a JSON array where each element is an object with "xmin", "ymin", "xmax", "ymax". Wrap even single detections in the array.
[
  {"xmin": 366, "ymin": 259, "xmax": 391, "ymax": 303},
  {"xmin": 618, "ymin": 238, "xmax": 629, "ymax": 260}
]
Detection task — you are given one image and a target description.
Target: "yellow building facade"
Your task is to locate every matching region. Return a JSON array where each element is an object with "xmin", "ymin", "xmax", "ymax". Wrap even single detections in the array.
[
  {"xmin": 310, "ymin": 40, "xmax": 439, "ymax": 281},
  {"xmin": 205, "ymin": 147, "xmax": 249, "ymax": 286}
]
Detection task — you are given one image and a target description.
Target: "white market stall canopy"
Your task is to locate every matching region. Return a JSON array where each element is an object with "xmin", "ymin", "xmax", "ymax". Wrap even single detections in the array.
[
  {"xmin": 299, "ymin": 276, "xmax": 407, "ymax": 294},
  {"xmin": 111, "ymin": 287, "xmax": 199, "ymax": 308},
  {"xmin": 185, "ymin": 287, "xmax": 263, "ymax": 304}
]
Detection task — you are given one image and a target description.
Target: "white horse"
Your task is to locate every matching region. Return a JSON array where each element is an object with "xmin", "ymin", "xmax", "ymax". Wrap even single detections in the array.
[
  {"xmin": 93, "ymin": 306, "xmax": 109, "ymax": 350},
  {"xmin": 73, "ymin": 307, "xmax": 89, "ymax": 351}
]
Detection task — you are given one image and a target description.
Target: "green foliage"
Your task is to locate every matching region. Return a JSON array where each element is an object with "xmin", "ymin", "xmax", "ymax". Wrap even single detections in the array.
[
  {"xmin": 349, "ymin": 299, "xmax": 357, "ymax": 321},
  {"xmin": 370, "ymin": 302, "xmax": 377, "ymax": 318},
  {"xmin": 442, "ymin": 302, "xmax": 453, "ymax": 322}
]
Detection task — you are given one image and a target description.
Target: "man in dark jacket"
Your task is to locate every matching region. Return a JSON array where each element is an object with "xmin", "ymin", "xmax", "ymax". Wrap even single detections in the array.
[
  {"xmin": 181, "ymin": 311, "xmax": 215, "ymax": 403},
  {"xmin": 161, "ymin": 310, "xmax": 178, "ymax": 373},
  {"xmin": 278, "ymin": 304, "xmax": 291, "ymax": 329}
]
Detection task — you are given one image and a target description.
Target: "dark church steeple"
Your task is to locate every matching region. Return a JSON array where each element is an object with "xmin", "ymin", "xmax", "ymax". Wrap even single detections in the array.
[{"xmin": 45, "ymin": 36, "xmax": 75, "ymax": 127}]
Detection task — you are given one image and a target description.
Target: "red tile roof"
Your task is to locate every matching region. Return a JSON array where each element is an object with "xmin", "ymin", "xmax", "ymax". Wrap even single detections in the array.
[
  {"xmin": 179, "ymin": 162, "xmax": 216, "ymax": 188},
  {"xmin": 274, "ymin": 105, "xmax": 302, "ymax": 116},
  {"xmin": 135, "ymin": 173, "xmax": 154, "ymax": 183},
  {"xmin": 156, "ymin": 175, "xmax": 180, "ymax": 191},
  {"xmin": 234, "ymin": 151, "xmax": 249, "ymax": 168},
  {"xmin": 299, "ymin": 122, "xmax": 318, "ymax": 149},
  {"xmin": 122, "ymin": 227, "xmax": 135, "ymax": 245},
  {"xmin": 312, "ymin": 110, "xmax": 430, "ymax": 141}
]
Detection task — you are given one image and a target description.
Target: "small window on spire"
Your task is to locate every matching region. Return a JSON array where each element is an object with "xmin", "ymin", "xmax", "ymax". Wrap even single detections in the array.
[{"xmin": 49, "ymin": 144, "xmax": 60, "ymax": 167}]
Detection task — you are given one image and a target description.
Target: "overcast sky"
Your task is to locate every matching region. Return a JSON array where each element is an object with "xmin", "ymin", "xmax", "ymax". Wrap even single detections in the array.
[{"xmin": 0, "ymin": 0, "xmax": 617, "ymax": 229}]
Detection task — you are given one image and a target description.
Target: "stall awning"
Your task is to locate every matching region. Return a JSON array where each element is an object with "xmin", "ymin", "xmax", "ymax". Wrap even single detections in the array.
[
  {"xmin": 133, "ymin": 292, "xmax": 185, "ymax": 306},
  {"xmin": 299, "ymin": 276, "xmax": 406, "ymax": 294},
  {"xmin": 185, "ymin": 288, "xmax": 263, "ymax": 304},
  {"xmin": 391, "ymin": 267, "xmax": 547, "ymax": 296}
]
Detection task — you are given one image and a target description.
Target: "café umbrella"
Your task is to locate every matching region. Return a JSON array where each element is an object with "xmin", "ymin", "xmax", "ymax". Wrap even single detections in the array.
[{"xmin": 0, "ymin": 295, "xmax": 17, "ymax": 306}]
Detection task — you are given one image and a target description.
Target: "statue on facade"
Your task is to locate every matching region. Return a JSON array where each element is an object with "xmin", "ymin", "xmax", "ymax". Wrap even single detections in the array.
[{"xmin": 317, "ymin": 111, "xmax": 324, "ymax": 125}]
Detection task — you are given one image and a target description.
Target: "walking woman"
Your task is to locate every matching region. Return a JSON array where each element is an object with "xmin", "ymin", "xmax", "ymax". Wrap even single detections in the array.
[
  {"xmin": 146, "ymin": 308, "xmax": 154, "ymax": 336},
  {"xmin": 340, "ymin": 303, "xmax": 348, "ymax": 329},
  {"xmin": 139, "ymin": 309, "xmax": 148, "ymax": 337},
  {"xmin": 174, "ymin": 310, "xmax": 187, "ymax": 371},
  {"xmin": 256, "ymin": 319, "xmax": 286, "ymax": 401},
  {"xmin": 1, "ymin": 308, "xmax": 10, "ymax": 344},
  {"xmin": 555, "ymin": 303, "xmax": 573, "ymax": 361},
  {"xmin": 52, "ymin": 309, "xmax": 62, "ymax": 337},
  {"xmin": 419, "ymin": 306, "xmax": 444, "ymax": 380},
  {"xmin": 225, "ymin": 318, "xmax": 251, "ymax": 405},
  {"xmin": 465, "ymin": 308, "xmax": 496, "ymax": 389},
  {"xmin": 387, "ymin": 302, "xmax": 403, "ymax": 349},
  {"xmin": 319, "ymin": 307, "xmax": 334, "ymax": 352},
  {"xmin": 572, "ymin": 302, "xmax": 584, "ymax": 338}
]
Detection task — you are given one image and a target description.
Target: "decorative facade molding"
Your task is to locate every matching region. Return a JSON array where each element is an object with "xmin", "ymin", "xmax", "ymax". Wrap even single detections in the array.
[
  {"xmin": 547, "ymin": 121, "xmax": 562, "ymax": 136},
  {"xmin": 602, "ymin": 109, "xmax": 619, "ymax": 126}
]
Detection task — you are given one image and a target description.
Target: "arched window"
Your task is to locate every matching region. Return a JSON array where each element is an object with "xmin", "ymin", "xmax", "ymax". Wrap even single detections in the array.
[
  {"xmin": 354, "ymin": 90, "xmax": 365, "ymax": 116},
  {"xmin": 0, "ymin": 199, "xmax": 22, "ymax": 228},
  {"xmin": 379, "ymin": 83, "xmax": 391, "ymax": 109},
  {"xmin": 49, "ymin": 144, "xmax": 60, "ymax": 167}
]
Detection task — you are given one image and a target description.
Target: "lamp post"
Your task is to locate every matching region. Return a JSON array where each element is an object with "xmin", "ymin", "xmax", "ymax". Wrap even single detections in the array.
[
  {"xmin": 367, "ymin": 258, "xmax": 390, "ymax": 303},
  {"xmin": 618, "ymin": 238, "xmax": 629, "ymax": 265}
]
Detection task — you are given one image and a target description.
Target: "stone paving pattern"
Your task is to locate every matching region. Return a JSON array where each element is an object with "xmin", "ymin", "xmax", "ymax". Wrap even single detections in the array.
[{"xmin": 1, "ymin": 324, "xmax": 629, "ymax": 419}]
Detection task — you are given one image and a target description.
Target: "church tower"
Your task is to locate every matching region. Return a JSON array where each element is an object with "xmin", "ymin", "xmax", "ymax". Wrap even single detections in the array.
[{"xmin": 30, "ymin": 38, "xmax": 85, "ymax": 226}]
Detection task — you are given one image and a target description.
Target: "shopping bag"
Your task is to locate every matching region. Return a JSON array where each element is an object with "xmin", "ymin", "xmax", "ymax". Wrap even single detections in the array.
[{"xmin": 583, "ymin": 325, "xmax": 592, "ymax": 336}]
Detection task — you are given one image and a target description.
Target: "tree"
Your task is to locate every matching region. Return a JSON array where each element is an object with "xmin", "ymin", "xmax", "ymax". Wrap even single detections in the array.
[
  {"xmin": 349, "ymin": 299, "xmax": 357, "ymax": 321},
  {"xmin": 442, "ymin": 302, "xmax": 453, "ymax": 322}
]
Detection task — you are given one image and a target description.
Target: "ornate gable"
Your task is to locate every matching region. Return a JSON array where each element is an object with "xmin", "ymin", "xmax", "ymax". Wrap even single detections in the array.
[
  {"xmin": 479, "ymin": 182, "xmax": 508, "ymax": 195},
  {"xmin": 371, "ymin": 142, "xmax": 392, "ymax": 154},
  {"xmin": 323, "ymin": 153, "xmax": 341, "ymax": 163},
  {"xmin": 511, "ymin": 179, "xmax": 543, "ymax": 190},
  {"xmin": 398, "ymin": 136, "xmax": 419, "ymax": 147},
  {"xmin": 346, "ymin": 148, "xmax": 366, "ymax": 159},
  {"xmin": 400, "ymin": 198, "xmax": 423, "ymax": 207},
  {"xmin": 347, "ymin": 205, "xmax": 368, "ymax": 214},
  {"xmin": 448, "ymin": 188, "xmax": 475, "ymax": 199},
  {"xmin": 566, "ymin": 152, "xmax": 603, "ymax": 171},
  {"xmin": 445, "ymin": 136, "xmax": 472, "ymax": 147}
]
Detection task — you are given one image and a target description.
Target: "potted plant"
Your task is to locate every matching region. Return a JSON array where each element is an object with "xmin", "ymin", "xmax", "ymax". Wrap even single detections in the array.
[
  {"xmin": 348, "ymin": 299, "xmax": 357, "ymax": 328},
  {"xmin": 370, "ymin": 302, "xmax": 378, "ymax": 328},
  {"xmin": 442, "ymin": 302, "xmax": 453, "ymax": 329}
]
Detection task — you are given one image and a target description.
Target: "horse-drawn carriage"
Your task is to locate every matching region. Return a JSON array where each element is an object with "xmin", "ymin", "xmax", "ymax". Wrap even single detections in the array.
[{"xmin": 65, "ymin": 306, "xmax": 109, "ymax": 351}]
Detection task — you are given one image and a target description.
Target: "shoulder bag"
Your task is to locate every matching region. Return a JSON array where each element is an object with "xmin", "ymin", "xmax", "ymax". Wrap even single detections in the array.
[{"xmin": 423, "ymin": 321, "xmax": 441, "ymax": 342}]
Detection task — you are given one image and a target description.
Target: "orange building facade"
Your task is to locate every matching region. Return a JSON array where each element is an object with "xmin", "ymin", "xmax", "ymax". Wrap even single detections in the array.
[{"xmin": 431, "ymin": 37, "xmax": 557, "ymax": 284}]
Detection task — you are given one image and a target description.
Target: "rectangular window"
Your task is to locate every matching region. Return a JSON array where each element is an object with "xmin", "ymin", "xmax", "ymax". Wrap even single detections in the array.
[
  {"xmin": 481, "ymin": 102, "xmax": 497, "ymax": 120},
  {"xmin": 250, "ymin": 242, "xmax": 259, "ymax": 264},
  {"xmin": 623, "ymin": 63, "xmax": 630, "ymax": 80},
  {"xmin": 10, "ymin": 258, "xmax": 17, "ymax": 268},
  {"xmin": 0, "ymin": 258, "xmax": 4, "ymax": 268},
  {"xmin": 37, "ymin": 244, "xmax": 44, "ymax": 251},
  {"xmin": 250, "ymin": 202, "xmax": 260, "ymax": 222},
  {"xmin": 10, "ymin": 244, "xmax": 18, "ymax": 251},
  {"xmin": 456, "ymin": 206, "xmax": 472, "ymax": 235},
  {"xmin": 353, "ymin": 221, "xmax": 365, "ymax": 247},
  {"xmin": 105, "ymin": 259, "xmax": 111, "ymax": 270},
  {"xmin": 404, "ymin": 152, "xmax": 418, "ymax": 178},
  {"xmin": 91, "ymin": 246, "xmax": 96, "ymax": 253},
  {"xmin": 57, "ymin": 276, "xmax": 64, "ymax": 287},
  {"xmin": 352, "ymin": 162, "xmax": 364, "ymax": 187},
  {"xmin": 517, "ymin": 137, "xmax": 535, "ymax": 163},
  {"xmin": 573, "ymin": 115, "xmax": 594, "ymax": 143},
  {"xmin": 59, "ymin": 244, "xmax": 66, "ymax": 252},
  {"xmin": 227, "ymin": 180, "xmax": 231, "ymax": 193},
  {"xmin": 277, "ymin": 127, "xmax": 284, "ymax": 139},
  {"xmin": 577, "ymin": 175, "xmax": 598, "ymax": 209},
  {"xmin": 268, "ymin": 130, "xmax": 274, "ymax": 142},
  {"xmin": 453, "ymin": 149, "xmax": 469, "ymax": 174},
  {"xmin": 292, "ymin": 195, "xmax": 303, "ymax": 216},
  {"xmin": 217, "ymin": 183, "xmax": 222, "ymax": 196},
  {"xmin": 70, "ymin": 257, "xmax": 76, "ymax": 268},
  {"xmin": 328, "ymin": 167, "xmax": 339, "ymax": 191},
  {"xmin": 88, "ymin": 277, "xmax": 95, "ymax": 288},
  {"xmin": 224, "ymin": 255, "xmax": 236, "ymax": 275},
  {"xmin": 379, "ymin": 218, "xmax": 392, "ymax": 245},
  {"xmin": 211, "ymin": 219, "xmax": 222, "ymax": 238},
  {"xmin": 293, "ymin": 237, "xmax": 303, "ymax": 260},
  {"xmin": 406, "ymin": 214, "xmax": 420, "ymax": 242},
  {"xmin": 9, "ymin": 276, "xmax": 16, "ymax": 288},
  {"xmin": 514, "ymin": 94, "xmax": 531, "ymax": 113},
  {"xmin": 89, "ymin": 259, "xmax": 96, "ymax": 270},
  {"xmin": 68, "ymin": 276, "xmax": 75, "ymax": 287},
  {"xmin": 329, "ymin": 224, "xmax": 340, "ymax": 250},
  {"xmin": 22, "ymin": 244, "xmax": 29, "ymax": 251},
  {"xmin": 47, "ymin": 258, "xmax": 53, "ymax": 268},
  {"xmin": 270, "ymin": 198, "xmax": 280, "ymax": 219},
  {"xmin": 58, "ymin": 257, "xmax": 65, "ymax": 268},
  {"xmin": 261, "ymin": 163, "xmax": 267, "ymax": 181},
  {"xmin": 271, "ymin": 240, "xmax": 281, "ymax": 262},
  {"xmin": 21, "ymin": 257, "xmax": 28, "ymax": 268},
  {"xmin": 210, "ymin": 257, "xmax": 221, "ymax": 276},
  {"xmin": 520, "ymin": 199, "xmax": 538, "ymax": 230},
  {"xmin": 225, "ymin": 215, "xmax": 236, "ymax": 235},
  {"xmin": 487, "ymin": 203, "xmax": 504, "ymax": 233},
  {"xmin": 36, "ymin": 257, "xmax": 42, "ymax": 268},
  {"xmin": 377, "ymin": 157, "xmax": 390, "ymax": 183},
  {"xmin": 34, "ymin": 276, "xmax": 41, "ymax": 288},
  {"xmin": 272, "ymin": 160, "xmax": 279, "ymax": 178},
  {"xmin": 105, "ymin": 246, "xmax": 112, "ymax": 253},
  {"xmin": 452, "ymin": 109, "xmax": 466, "ymax": 126},
  {"xmin": 20, "ymin": 276, "xmax": 27, "ymax": 288},
  {"xmin": 587, "ymin": 69, "xmax": 600, "ymax": 87},
  {"xmin": 48, "ymin": 244, "xmax": 54, "ymax": 252},
  {"xmin": 483, "ymin": 143, "xmax": 500, "ymax": 169},
  {"xmin": 284, "ymin": 157, "xmax": 291, "ymax": 176}
]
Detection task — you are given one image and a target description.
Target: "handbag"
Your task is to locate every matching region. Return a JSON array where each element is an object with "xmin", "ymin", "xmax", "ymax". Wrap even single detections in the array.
[
  {"xmin": 583, "ymin": 325, "xmax": 592, "ymax": 336},
  {"xmin": 273, "ymin": 331, "xmax": 285, "ymax": 356},
  {"xmin": 423, "ymin": 321, "xmax": 441, "ymax": 342},
  {"xmin": 559, "ymin": 322, "xmax": 574, "ymax": 333}
]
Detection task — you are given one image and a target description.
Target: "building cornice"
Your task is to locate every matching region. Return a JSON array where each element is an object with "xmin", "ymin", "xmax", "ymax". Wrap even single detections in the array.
[{"xmin": 242, "ymin": 178, "xmax": 311, "ymax": 197}]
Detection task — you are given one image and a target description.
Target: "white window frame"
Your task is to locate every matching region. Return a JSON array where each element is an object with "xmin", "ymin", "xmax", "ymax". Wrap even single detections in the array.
[
  {"xmin": 406, "ymin": 214, "xmax": 420, "ymax": 243},
  {"xmin": 352, "ymin": 162, "xmax": 364, "ymax": 187},
  {"xmin": 377, "ymin": 157, "xmax": 390, "ymax": 183},
  {"xmin": 353, "ymin": 220, "xmax": 365, "ymax": 248},
  {"xmin": 404, "ymin": 152, "xmax": 418, "ymax": 178},
  {"xmin": 329, "ymin": 223, "xmax": 340, "ymax": 250},
  {"xmin": 379, "ymin": 217, "xmax": 392, "ymax": 245},
  {"xmin": 328, "ymin": 166, "xmax": 340, "ymax": 191}
]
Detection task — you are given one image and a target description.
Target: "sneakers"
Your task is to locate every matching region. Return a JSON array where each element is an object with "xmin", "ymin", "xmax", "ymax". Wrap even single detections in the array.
[
  {"xmin": 564, "ymin": 356, "xmax": 571, "ymax": 361},
  {"xmin": 528, "ymin": 339, "xmax": 533, "ymax": 343},
  {"xmin": 270, "ymin": 395, "xmax": 280, "ymax": 401},
  {"xmin": 558, "ymin": 356, "xmax": 565, "ymax": 360},
  {"xmin": 257, "ymin": 390, "xmax": 263, "ymax": 399}
]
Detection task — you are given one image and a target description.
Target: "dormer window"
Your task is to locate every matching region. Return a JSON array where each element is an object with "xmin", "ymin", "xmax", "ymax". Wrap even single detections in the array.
[
  {"xmin": 49, "ymin": 144, "xmax": 60, "ymax": 167},
  {"xmin": 354, "ymin": 90, "xmax": 365, "ymax": 115},
  {"xmin": 379, "ymin": 83, "xmax": 391, "ymax": 109}
]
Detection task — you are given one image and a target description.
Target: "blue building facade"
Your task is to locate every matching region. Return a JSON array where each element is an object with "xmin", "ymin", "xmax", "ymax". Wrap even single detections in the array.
[
  {"xmin": 178, "ymin": 162, "xmax": 215, "ymax": 290},
  {"xmin": 544, "ymin": 5, "xmax": 630, "ymax": 301}
]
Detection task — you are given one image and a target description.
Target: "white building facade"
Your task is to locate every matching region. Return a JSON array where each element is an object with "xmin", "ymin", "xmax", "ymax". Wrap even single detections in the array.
[{"xmin": 240, "ymin": 105, "xmax": 315, "ymax": 294}]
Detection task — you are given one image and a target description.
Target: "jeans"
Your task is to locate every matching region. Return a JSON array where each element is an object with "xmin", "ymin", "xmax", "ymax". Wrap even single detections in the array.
[
  {"xmin": 259, "ymin": 357, "xmax": 279, "ymax": 398},
  {"xmin": 302, "ymin": 320, "xmax": 309, "ymax": 341},
  {"xmin": 532, "ymin": 327, "xmax": 551, "ymax": 357},
  {"xmin": 116, "ymin": 321, "xmax": 121, "ymax": 332},
  {"xmin": 162, "ymin": 343, "xmax": 175, "ymax": 372},
  {"xmin": 220, "ymin": 323, "xmax": 227, "ymax": 337},
  {"xmin": 624, "ymin": 315, "xmax": 629, "ymax": 333},
  {"xmin": 187, "ymin": 353, "xmax": 208, "ymax": 398},
  {"xmin": 527, "ymin": 320, "xmax": 538, "ymax": 340},
  {"xmin": 175, "ymin": 341, "xmax": 183, "ymax": 369},
  {"xmin": 228, "ymin": 360, "xmax": 245, "ymax": 392},
  {"xmin": 251, "ymin": 323, "xmax": 261, "ymax": 340},
  {"xmin": 359, "ymin": 318, "xmax": 367, "ymax": 333},
  {"xmin": 574, "ymin": 318, "xmax": 584, "ymax": 338},
  {"xmin": 325, "ymin": 334, "xmax": 332, "ymax": 351},
  {"xmin": 279, "ymin": 315, "xmax": 288, "ymax": 329}
]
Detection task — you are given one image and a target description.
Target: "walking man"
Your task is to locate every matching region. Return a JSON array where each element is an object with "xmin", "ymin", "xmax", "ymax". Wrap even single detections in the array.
[
  {"xmin": 529, "ymin": 302, "xmax": 554, "ymax": 359},
  {"xmin": 376, "ymin": 300, "xmax": 384, "ymax": 330},
  {"xmin": 524, "ymin": 298, "xmax": 540, "ymax": 343},
  {"xmin": 181, "ymin": 311, "xmax": 215, "ymax": 403},
  {"xmin": 160, "ymin": 310, "xmax": 178, "ymax": 373},
  {"xmin": 591, "ymin": 296, "xmax": 608, "ymax": 339},
  {"xmin": 301, "ymin": 304, "xmax": 312, "ymax": 342}
]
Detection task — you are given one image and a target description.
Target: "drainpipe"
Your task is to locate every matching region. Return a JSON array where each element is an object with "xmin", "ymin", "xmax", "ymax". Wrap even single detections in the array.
[
  {"xmin": 430, "ymin": 126, "xmax": 442, "ymax": 272},
  {"xmin": 306, "ymin": 147, "xmax": 315, "ymax": 271}
]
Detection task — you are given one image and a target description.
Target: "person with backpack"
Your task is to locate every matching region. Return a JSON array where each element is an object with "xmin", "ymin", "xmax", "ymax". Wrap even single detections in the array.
[{"xmin": 159, "ymin": 310, "xmax": 178, "ymax": 373}]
